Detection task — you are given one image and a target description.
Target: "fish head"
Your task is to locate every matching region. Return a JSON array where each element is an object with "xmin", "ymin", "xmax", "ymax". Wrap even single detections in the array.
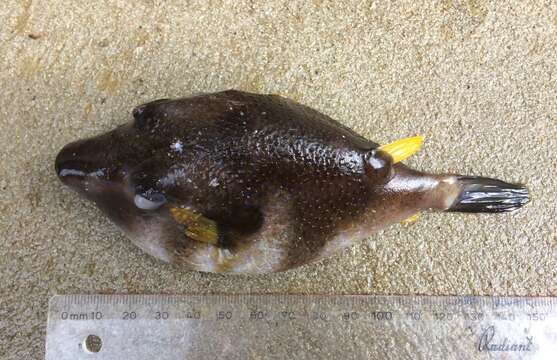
[
  {"xmin": 57, "ymin": 124, "xmax": 133, "ymax": 193},
  {"xmin": 55, "ymin": 99, "xmax": 179, "ymax": 202},
  {"xmin": 54, "ymin": 117, "xmax": 188, "ymax": 262},
  {"xmin": 55, "ymin": 117, "xmax": 173, "ymax": 213}
]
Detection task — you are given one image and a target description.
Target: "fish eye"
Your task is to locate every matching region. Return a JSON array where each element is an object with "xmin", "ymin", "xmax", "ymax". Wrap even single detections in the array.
[{"xmin": 134, "ymin": 192, "xmax": 167, "ymax": 210}]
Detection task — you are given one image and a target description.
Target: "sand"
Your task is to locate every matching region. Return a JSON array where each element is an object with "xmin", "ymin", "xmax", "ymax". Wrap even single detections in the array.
[{"xmin": 1, "ymin": 1, "xmax": 556, "ymax": 358}]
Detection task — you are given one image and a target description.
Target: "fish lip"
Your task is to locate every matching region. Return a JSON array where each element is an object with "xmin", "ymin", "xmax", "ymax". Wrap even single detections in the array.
[
  {"xmin": 55, "ymin": 137, "xmax": 111, "ymax": 178},
  {"xmin": 55, "ymin": 146, "xmax": 109, "ymax": 187},
  {"xmin": 55, "ymin": 142, "xmax": 80, "ymax": 180},
  {"xmin": 55, "ymin": 158, "xmax": 96, "ymax": 179}
]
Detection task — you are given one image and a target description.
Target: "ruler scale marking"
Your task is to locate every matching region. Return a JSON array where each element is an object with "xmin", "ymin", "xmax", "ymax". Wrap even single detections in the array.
[{"xmin": 46, "ymin": 295, "xmax": 557, "ymax": 359}]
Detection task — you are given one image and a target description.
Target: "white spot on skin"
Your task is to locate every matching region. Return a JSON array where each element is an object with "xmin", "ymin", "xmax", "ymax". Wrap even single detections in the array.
[
  {"xmin": 88, "ymin": 169, "xmax": 105, "ymax": 178},
  {"xmin": 160, "ymin": 167, "xmax": 186, "ymax": 187},
  {"xmin": 209, "ymin": 178, "xmax": 219, "ymax": 187},
  {"xmin": 170, "ymin": 140, "xmax": 183, "ymax": 153}
]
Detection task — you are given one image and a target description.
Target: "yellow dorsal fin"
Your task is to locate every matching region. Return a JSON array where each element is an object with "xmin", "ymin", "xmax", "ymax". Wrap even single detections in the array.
[
  {"xmin": 401, "ymin": 213, "xmax": 420, "ymax": 225},
  {"xmin": 170, "ymin": 207, "xmax": 219, "ymax": 245},
  {"xmin": 379, "ymin": 135, "xmax": 423, "ymax": 164}
]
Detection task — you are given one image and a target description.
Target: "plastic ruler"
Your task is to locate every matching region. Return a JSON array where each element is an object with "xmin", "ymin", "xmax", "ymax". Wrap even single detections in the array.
[{"xmin": 45, "ymin": 294, "xmax": 557, "ymax": 359}]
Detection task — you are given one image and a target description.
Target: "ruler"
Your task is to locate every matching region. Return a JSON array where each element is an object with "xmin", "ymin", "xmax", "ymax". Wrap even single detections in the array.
[{"xmin": 45, "ymin": 295, "xmax": 556, "ymax": 359}]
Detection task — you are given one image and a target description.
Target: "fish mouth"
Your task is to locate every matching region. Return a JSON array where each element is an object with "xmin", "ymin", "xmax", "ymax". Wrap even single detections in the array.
[
  {"xmin": 55, "ymin": 139, "xmax": 117, "ymax": 193},
  {"xmin": 55, "ymin": 159, "xmax": 105, "ymax": 181},
  {"xmin": 55, "ymin": 147, "xmax": 105, "ymax": 184}
]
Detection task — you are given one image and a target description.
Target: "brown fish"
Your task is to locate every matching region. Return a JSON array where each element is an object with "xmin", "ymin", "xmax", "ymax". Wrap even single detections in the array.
[{"xmin": 55, "ymin": 90, "xmax": 529, "ymax": 273}]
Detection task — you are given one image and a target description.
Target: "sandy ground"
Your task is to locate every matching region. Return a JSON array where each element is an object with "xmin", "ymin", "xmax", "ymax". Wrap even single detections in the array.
[{"xmin": 1, "ymin": 1, "xmax": 556, "ymax": 358}]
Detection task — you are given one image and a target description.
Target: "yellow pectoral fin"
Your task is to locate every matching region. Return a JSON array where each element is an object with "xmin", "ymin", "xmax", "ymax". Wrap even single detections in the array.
[
  {"xmin": 379, "ymin": 135, "xmax": 423, "ymax": 164},
  {"xmin": 401, "ymin": 213, "xmax": 420, "ymax": 225},
  {"xmin": 170, "ymin": 207, "xmax": 219, "ymax": 245}
]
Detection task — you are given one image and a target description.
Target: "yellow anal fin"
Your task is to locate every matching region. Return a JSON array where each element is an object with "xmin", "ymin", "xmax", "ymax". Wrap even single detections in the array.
[
  {"xmin": 401, "ymin": 213, "xmax": 420, "ymax": 225},
  {"xmin": 379, "ymin": 135, "xmax": 423, "ymax": 164},
  {"xmin": 170, "ymin": 207, "xmax": 219, "ymax": 245}
]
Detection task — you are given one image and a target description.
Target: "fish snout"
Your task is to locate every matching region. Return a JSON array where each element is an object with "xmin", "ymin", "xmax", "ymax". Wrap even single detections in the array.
[{"xmin": 55, "ymin": 140, "xmax": 108, "ymax": 187}]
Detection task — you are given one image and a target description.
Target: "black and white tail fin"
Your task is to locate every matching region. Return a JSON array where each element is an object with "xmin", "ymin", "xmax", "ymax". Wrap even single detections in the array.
[{"xmin": 447, "ymin": 176, "xmax": 529, "ymax": 213}]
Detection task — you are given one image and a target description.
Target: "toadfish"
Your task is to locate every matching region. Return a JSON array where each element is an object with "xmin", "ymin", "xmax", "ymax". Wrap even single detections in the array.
[{"xmin": 55, "ymin": 90, "xmax": 529, "ymax": 273}]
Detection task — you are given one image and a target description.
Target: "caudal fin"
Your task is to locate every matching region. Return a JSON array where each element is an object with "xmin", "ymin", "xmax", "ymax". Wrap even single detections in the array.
[{"xmin": 447, "ymin": 176, "xmax": 529, "ymax": 213}]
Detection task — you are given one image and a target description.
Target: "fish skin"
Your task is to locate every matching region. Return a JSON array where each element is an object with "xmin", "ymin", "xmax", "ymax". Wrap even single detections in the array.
[{"xmin": 55, "ymin": 90, "xmax": 523, "ymax": 273}]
